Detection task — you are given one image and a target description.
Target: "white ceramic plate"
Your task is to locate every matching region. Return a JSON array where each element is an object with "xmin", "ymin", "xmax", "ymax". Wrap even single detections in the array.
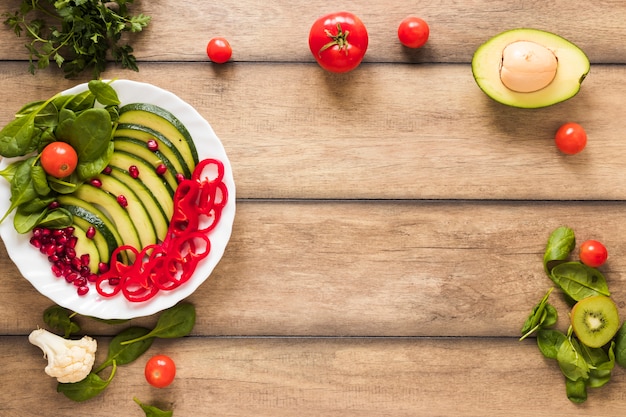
[{"xmin": 0, "ymin": 80, "xmax": 236, "ymax": 319}]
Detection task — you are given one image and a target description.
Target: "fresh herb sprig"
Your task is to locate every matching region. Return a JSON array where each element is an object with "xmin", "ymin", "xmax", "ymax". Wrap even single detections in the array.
[{"xmin": 3, "ymin": 0, "xmax": 151, "ymax": 78}]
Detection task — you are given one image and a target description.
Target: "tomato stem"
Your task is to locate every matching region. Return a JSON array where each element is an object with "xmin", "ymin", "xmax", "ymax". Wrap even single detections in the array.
[{"xmin": 319, "ymin": 23, "xmax": 351, "ymax": 56}]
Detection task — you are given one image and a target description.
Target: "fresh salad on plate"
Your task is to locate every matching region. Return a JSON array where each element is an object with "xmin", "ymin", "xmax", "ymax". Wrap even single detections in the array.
[{"xmin": 0, "ymin": 80, "xmax": 235, "ymax": 319}]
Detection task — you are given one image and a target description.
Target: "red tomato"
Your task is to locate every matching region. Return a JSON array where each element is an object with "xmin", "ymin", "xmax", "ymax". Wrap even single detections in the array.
[
  {"xmin": 398, "ymin": 16, "xmax": 430, "ymax": 48},
  {"xmin": 580, "ymin": 240, "xmax": 608, "ymax": 268},
  {"xmin": 555, "ymin": 122, "xmax": 587, "ymax": 155},
  {"xmin": 40, "ymin": 141, "xmax": 78, "ymax": 178},
  {"xmin": 145, "ymin": 354, "xmax": 176, "ymax": 388},
  {"xmin": 206, "ymin": 37, "xmax": 232, "ymax": 64},
  {"xmin": 308, "ymin": 11, "xmax": 369, "ymax": 73}
]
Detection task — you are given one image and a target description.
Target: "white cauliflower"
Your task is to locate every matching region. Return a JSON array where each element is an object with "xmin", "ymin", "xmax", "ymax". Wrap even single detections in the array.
[{"xmin": 28, "ymin": 328, "xmax": 97, "ymax": 383}]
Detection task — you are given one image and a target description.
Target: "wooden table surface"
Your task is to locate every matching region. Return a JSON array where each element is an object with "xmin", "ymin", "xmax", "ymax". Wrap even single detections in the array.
[{"xmin": 2, "ymin": 1, "xmax": 626, "ymax": 416}]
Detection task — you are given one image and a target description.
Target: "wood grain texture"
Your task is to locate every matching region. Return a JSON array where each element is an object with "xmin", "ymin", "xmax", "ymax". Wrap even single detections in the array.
[
  {"xmin": 2, "ymin": 336, "xmax": 626, "ymax": 417},
  {"xmin": 1, "ymin": 62, "xmax": 625, "ymax": 200}
]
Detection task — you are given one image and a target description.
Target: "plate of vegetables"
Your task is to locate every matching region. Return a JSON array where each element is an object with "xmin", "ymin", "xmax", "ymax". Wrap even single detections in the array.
[{"xmin": 0, "ymin": 80, "xmax": 236, "ymax": 319}]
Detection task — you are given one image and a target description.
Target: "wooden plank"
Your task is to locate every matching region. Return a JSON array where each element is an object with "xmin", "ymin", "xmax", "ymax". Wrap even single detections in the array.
[
  {"xmin": 2, "ymin": 335, "xmax": 626, "ymax": 416},
  {"xmin": 1, "ymin": 1, "xmax": 623, "ymax": 63},
  {"xmin": 1, "ymin": 200, "xmax": 625, "ymax": 337},
  {"xmin": 0, "ymin": 62, "xmax": 624, "ymax": 200}
]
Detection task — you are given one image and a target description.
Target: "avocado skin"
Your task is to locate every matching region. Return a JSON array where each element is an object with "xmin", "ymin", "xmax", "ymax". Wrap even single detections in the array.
[{"xmin": 471, "ymin": 28, "xmax": 590, "ymax": 109}]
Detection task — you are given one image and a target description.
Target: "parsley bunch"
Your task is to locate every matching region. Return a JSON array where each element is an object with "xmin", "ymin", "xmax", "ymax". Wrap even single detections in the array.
[{"xmin": 4, "ymin": 0, "xmax": 151, "ymax": 78}]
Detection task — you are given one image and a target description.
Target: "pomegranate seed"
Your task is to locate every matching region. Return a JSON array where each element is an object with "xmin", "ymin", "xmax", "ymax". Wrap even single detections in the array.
[
  {"xmin": 155, "ymin": 163, "xmax": 167, "ymax": 176},
  {"xmin": 80, "ymin": 254, "xmax": 90, "ymax": 266},
  {"xmin": 147, "ymin": 139, "xmax": 159, "ymax": 151},
  {"xmin": 117, "ymin": 195, "xmax": 128, "ymax": 208},
  {"xmin": 68, "ymin": 236, "xmax": 78, "ymax": 249},
  {"xmin": 90, "ymin": 178, "xmax": 102, "ymax": 188},
  {"xmin": 129, "ymin": 165, "xmax": 139, "ymax": 179},
  {"xmin": 175, "ymin": 173, "xmax": 185, "ymax": 184},
  {"xmin": 98, "ymin": 262, "xmax": 109, "ymax": 273},
  {"xmin": 77, "ymin": 286, "xmax": 89, "ymax": 296},
  {"xmin": 86, "ymin": 227, "xmax": 96, "ymax": 239},
  {"xmin": 73, "ymin": 276, "xmax": 87, "ymax": 287},
  {"xmin": 51, "ymin": 264, "xmax": 63, "ymax": 277},
  {"xmin": 30, "ymin": 236, "xmax": 42, "ymax": 248},
  {"xmin": 103, "ymin": 166, "xmax": 112, "ymax": 175},
  {"xmin": 108, "ymin": 277, "xmax": 120, "ymax": 286},
  {"xmin": 88, "ymin": 274, "xmax": 99, "ymax": 283},
  {"xmin": 65, "ymin": 272, "xmax": 78, "ymax": 283}
]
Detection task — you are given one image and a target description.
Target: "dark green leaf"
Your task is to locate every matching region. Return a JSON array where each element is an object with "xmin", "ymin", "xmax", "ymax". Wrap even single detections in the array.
[
  {"xmin": 37, "ymin": 208, "xmax": 73, "ymax": 229},
  {"xmin": 537, "ymin": 329, "xmax": 567, "ymax": 359},
  {"xmin": 122, "ymin": 302, "xmax": 196, "ymax": 345},
  {"xmin": 614, "ymin": 322, "xmax": 626, "ymax": 368},
  {"xmin": 63, "ymin": 108, "xmax": 112, "ymax": 162},
  {"xmin": 520, "ymin": 287, "xmax": 556, "ymax": 341},
  {"xmin": 57, "ymin": 361, "xmax": 117, "ymax": 402},
  {"xmin": 0, "ymin": 157, "xmax": 38, "ymax": 224},
  {"xmin": 557, "ymin": 337, "xmax": 590, "ymax": 382},
  {"xmin": 88, "ymin": 80, "xmax": 120, "ymax": 106},
  {"xmin": 543, "ymin": 226, "xmax": 576, "ymax": 273},
  {"xmin": 0, "ymin": 115, "xmax": 36, "ymax": 157},
  {"xmin": 31, "ymin": 164, "xmax": 50, "ymax": 196},
  {"xmin": 565, "ymin": 378, "xmax": 587, "ymax": 404},
  {"xmin": 134, "ymin": 397, "xmax": 173, "ymax": 417},
  {"xmin": 550, "ymin": 262, "xmax": 610, "ymax": 301},
  {"xmin": 94, "ymin": 326, "xmax": 153, "ymax": 373},
  {"xmin": 43, "ymin": 305, "xmax": 80, "ymax": 338}
]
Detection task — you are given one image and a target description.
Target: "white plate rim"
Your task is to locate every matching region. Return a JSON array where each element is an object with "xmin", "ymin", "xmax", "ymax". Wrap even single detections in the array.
[{"xmin": 0, "ymin": 80, "xmax": 236, "ymax": 319}]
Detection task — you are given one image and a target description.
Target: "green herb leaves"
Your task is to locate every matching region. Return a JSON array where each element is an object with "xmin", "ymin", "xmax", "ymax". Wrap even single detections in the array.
[
  {"xmin": 0, "ymin": 80, "xmax": 118, "ymax": 232},
  {"xmin": 3, "ymin": 0, "xmax": 151, "ymax": 78},
  {"xmin": 521, "ymin": 226, "xmax": 624, "ymax": 403}
]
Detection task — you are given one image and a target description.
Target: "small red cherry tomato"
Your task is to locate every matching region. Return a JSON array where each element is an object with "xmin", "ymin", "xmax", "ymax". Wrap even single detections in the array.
[
  {"xmin": 144, "ymin": 354, "xmax": 176, "ymax": 388},
  {"xmin": 40, "ymin": 141, "xmax": 78, "ymax": 178},
  {"xmin": 308, "ymin": 11, "xmax": 369, "ymax": 73},
  {"xmin": 555, "ymin": 122, "xmax": 587, "ymax": 155},
  {"xmin": 398, "ymin": 16, "xmax": 430, "ymax": 48},
  {"xmin": 206, "ymin": 37, "xmax": 232, "ymax": 64},
  {"xmin": 579, "ymin": 240, "xmax": 608, "ymax": 268}
]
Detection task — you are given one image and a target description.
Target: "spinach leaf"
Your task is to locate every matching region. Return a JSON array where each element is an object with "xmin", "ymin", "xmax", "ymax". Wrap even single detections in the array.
[
  {"xmin": 17, "ymin": 195, "xmax": 55, "ymax": 214},
  {"xmin": 88, "ymin": 80, "xmax": 120, "ymax": 106},
  {"xmin": 94, "ymin": 326, "xmax": 154, "ymax": 373},
  {"xmin": 34, "ymin": 101, "xmax": 59, "ymax": 129},
  {"xmin": 57, "ymin": 361, "xmax": 117, "ymax": 402},
  {"xmin": 134, "ymin": 397, "xmax": 174, "ymax": 417},
  {"xmin": 520, "ymin": 287, "xmax": 557, "ymax": 341},
  {"xmin": 583, "ymin": 342, "xmax": 615, "ymax": 388},
  {"xmin": 76, "ymin": 141, "xmax": 114, "ymax": 180},
  {"xmin": 63, "ymin": 90, "xmax": 96, "ymax": 113},
  {"xmin": 37, "ymin": 208, "xmax": 73, "ymax": 229},
  {"xmin": 0, "ymin": 114, "xmax": 36, "ymax": 157},
  {"xmin": 63, "ymin": 108, "xmax": 112, "ymax": 162},
  {"xmin": 543, "ymin": 226, "xmax": 576, "ymax": 273},
  {"xmin": 0, "ymin": 160, "xmax": 24, "ymax": 183},
  {"xmin": 550, "ymin": 262, "xmax": 610, "ymax": 301},
  {"xmin": 614, "ymin": 322, "xmax": 626, "ymax": 367},
  {"xmin": 0, "ymin": 157, "xmax": 38, "ymax": 224},
  {"xmin": 122, "ymin": 302, "xmax": 196, "ymax": 345},
  {"xmin": 537, "ymin": 329, "xmax": 567, "ymax": 359},
  {"xmin": 14, "ymin": 207, "xmax": 48, "ymax": 233},
  {"xmin": 557, "ymin": 337, "xmax": 590, "ymax": 382},
  {"xmin": 30, "ymin": 164, "xmax": 50, "ymax": 196},
  {"xmin": 43, "ymin": 305, "xmax": 80, "ymax": 338},
  {"xmin": 565, "ymin": 378, "xmax": 587, "ymax": 404}
]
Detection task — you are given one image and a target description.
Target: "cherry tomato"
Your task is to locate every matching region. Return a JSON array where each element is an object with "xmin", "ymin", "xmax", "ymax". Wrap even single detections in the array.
[
  {"xmin": 398, "ymin": 16, "xmax": 430, "ymax": 48},
  {"xmin": 40, "ymin": 141, "xmax": 78, "ymax": 178},
  {"xmin": 308, "ymin": 11, "xmax": 368, "ymax": 73},
  {"xmin": 555, "ymin": 122, "xmax": 587, "ymax": 155},
  {"xmin": 144, "ymin": 354, "xmax": 176, "ymax": 388},
  {"xmin": 206, "ymin": 37, "xmax": 232, "ymax": 64},
  {"xmin": 580, "ymin": 240, "xmax": 608, "ymax": 268}
]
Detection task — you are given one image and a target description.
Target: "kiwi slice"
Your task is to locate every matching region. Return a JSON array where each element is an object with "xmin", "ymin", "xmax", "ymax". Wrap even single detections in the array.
[{"xmin": 571, "ymin": 295, "xmax": 620, "ymax": 348}]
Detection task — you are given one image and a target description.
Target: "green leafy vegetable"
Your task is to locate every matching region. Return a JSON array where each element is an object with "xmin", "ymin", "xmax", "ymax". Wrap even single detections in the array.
[
  {"xmin": 122, "ymin": 302, "xmax": 196, "ymax": 345},
  {"xmin": 543, "ymin": 226, "xmax": 576, "ymax": 273},
  {"xmin": 520, "ymin": 287, "xmax": 557, "ymax": 341},
  {"xmin": 94, "ymin": 326, "xmax": 154, "ymax": 373},
  {"xmin": 550, "ymin": 262, "xmax": 610, "ymax": 301},
  {"xmin": 134, "ymin": 397, "xmax": 174, "ymax": 417},
  {"xmin": 3, "ymin": 0, "xmax": 151, "ymax": 78},
  {"xmin": 57, "ymin": 361, "xmax": 117, "ymax": 402},
  {"xmin": 43, "ymin": 305, "xmax": 80, "ymax": 338}
]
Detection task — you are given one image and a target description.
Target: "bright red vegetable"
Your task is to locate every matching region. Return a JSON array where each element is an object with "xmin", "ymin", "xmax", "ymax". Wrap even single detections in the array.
[
  {"xmin": 308, "ymin": 11, "xmax": 368, "ymax": 73},
  {"xmin": 95, "ymin": 158, "xmax": 228, "ymax": 302},
  {"xmin": 206, "ymin": 37, "xmax": 232, "ymax": 64},
  {"xmin": 397, "ymin": 16, "xmax": 430, "ymax": 48},
  {"xmin": 145, "ymin": 354, "xmax": 176, "ymax": 388},
  {"xmin": 40, "ymin": 142, "xmax": 78, "ymax": 178},
  {"xmin": 555, "ymin": 122, "xmax": 587, "ymax": 155},
  {"xmin": 579, "ymin": 240, "xmax": 608, "ymax": 268}
]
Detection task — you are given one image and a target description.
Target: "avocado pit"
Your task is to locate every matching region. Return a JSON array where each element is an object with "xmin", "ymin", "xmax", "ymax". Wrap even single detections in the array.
[{"xmin": 500, "ymin": 40, "xmax": 558, "ymax": 93}]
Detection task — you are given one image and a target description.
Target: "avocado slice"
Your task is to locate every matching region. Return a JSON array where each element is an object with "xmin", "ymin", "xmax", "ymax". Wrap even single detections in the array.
[{"xmin": 471, "ymin": 28, "xmax": 590, "ymax": 108}]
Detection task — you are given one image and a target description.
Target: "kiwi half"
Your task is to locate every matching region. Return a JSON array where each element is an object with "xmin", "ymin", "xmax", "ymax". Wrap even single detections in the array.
[{"xmin": 571, "ymin": 295, "xmax": 620, "ymax": 348}]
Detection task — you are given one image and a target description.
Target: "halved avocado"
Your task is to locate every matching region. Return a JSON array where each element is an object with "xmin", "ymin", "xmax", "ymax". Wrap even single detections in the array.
[{"xmin": 471, "ymin": 28, "xmax": 590, "ymax": 108}]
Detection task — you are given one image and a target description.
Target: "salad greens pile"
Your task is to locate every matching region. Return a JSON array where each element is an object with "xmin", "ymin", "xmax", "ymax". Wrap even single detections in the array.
[
  {"xmin": 0, "ymin": 80, "xmax": 118, "ymax": 233},
  {"xmin": 3, "ymin": 0, "xmax": 151, "ymax": 78},
  {"xmin": 521, "ymin": 226, "xmax": 626, "ymax": 403}
]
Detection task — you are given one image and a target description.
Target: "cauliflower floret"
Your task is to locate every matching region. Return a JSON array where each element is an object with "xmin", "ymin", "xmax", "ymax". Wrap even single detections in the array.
[{"xmin": 28, "ymin": 328, "xmax": 97, "ymax": 383}]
